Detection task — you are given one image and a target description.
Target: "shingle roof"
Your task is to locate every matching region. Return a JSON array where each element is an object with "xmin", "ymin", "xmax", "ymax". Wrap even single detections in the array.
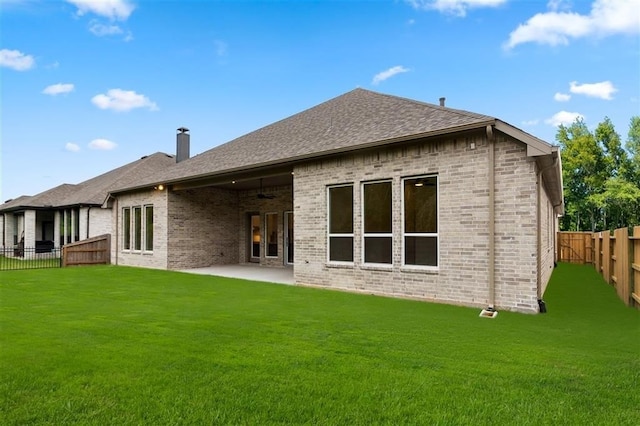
[
  {"xmin": 0, "ymin": 152, "xmax": 175, "ymax": 212},
  {"xmin": 120, "ymin": 88, "xmax": 496, "ymax": 190}
]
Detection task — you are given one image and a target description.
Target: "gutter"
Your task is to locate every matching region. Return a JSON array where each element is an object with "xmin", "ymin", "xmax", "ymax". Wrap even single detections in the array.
[{"xmin": 109, "ymin": 121, "xmax": 497, "ymax": 196}]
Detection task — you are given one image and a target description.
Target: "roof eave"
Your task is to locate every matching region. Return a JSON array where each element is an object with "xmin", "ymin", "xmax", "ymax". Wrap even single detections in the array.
[{"xmin": 109, "ymin": 120, "xmax": 496, "ymax": 195}]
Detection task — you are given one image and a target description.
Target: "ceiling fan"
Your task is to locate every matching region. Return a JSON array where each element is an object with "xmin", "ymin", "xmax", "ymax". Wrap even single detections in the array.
[{"xmin": 257, "ymin": 178, "xmax": 276, "ymax": 199}]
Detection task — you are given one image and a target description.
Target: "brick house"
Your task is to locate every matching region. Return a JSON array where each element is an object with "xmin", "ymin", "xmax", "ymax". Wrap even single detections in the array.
[
  {"xmin": 109, "ymin": 89, "xmax": 563, "ymax": 313},
  {"xmin": 0, "ymin": 153, "xmax": 175, "ymax": 254}
]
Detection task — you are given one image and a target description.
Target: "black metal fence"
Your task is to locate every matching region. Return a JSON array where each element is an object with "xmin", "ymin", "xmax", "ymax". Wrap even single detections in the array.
[{"xmin": 0, "ymin": 247, "xmax": 62, "ymax": 271}]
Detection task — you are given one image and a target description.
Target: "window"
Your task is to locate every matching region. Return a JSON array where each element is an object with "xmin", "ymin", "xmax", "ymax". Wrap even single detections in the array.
[
  {"xmin": 265, "ymin": 213, "xmax": 278, "ymax": 257},
  {"xmin": 133, "ymin": 206, "xmax": 142, "ymax": 251},
  {"xmin": 328, "ymin": 185, "xmax": 353, "ymax": 262},
  {"xmin": 145, "ymin": 205, "xmax": 154, "ymax": 251},
  {"xmin": 122, "ymin": 207, "xmax": 131, "ymax": 250},
  {"xmin": 363, "ymin": 181, "xmax": 392, "ymax": 264},
  {"xmin": 403, "ymin": 176, "xmax": 438, "ymax": 267}
]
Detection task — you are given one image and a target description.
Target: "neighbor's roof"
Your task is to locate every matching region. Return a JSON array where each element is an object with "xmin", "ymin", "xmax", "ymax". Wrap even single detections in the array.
[
  {"xmin": 0, "ymin": 152, "xmax": 175, "ymax": 212},
  {"xmin": 115, "ymin": 88, "xmax": 502, "ymax": 190}
]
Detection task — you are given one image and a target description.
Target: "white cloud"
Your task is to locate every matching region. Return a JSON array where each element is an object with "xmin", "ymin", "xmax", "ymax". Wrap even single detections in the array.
[
  {"xmin": 42, "ymin": 83, "xmax": 75, "ymax": 96},
  {"xmin": 372, "ymin": 66, "xmax": 411, "ymax": 85},
  {"xmin": 522, "ymin": 119, "xmax": 540, "ymax": 126},
  {"xmin": 91, "ymin": 89, "xmax": 158, "ymax": 112},
  {"xmin": 547, "ymin": 0, "xmax": 572, "ymax": 11},
  {"xmin": 66, "ymin": 0, "xmax": 135, "ymax": 21},
  {"xmin": 0, "ymin": 48, "xmax": 35, "ymax": 71},
  {"xmin": 569, "ymin": 80, "xmax": 617, "ymax": 100},
  {"xmin": 554, "ymin": 92, "xmax": 571, "ymax": 102},
  {"xmin": 505, "ymin": 0, "xmax": 640, "ymax": 49},
  {"xmin": 406, "ymin": 0, "xmax": 506, "ymax": 17},
  {"xmin": 89, "ymin": 22, "xmax": 123, "ymax": 36},
  {"xmin": 65, "ymin": 142, "xmax": 80, "ymax": 152},
  {"xmin": 545, "ymin": 110, "xmax": 585, "ymax": 127},
  {"xmin": 88, "ymin": 139, "xmax": 117, "ymax": 150}
]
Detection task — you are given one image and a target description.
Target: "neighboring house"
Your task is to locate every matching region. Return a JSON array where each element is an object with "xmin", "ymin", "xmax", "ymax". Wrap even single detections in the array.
[
  {"xmin": 108, "ymin": 88, "xmax": 563, "ymax": 313},
  {"xmin": 0, "ymin": 153, "xmax": 176, "ymax": 254}
]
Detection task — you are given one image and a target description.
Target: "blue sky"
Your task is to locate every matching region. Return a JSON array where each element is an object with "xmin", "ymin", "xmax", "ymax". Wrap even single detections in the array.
[{"xmin": 1, "ymin": 0, "xmax": 639, "ymax": 201}]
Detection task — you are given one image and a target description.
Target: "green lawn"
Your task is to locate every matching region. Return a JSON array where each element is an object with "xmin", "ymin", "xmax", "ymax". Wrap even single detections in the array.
[{"xmin": 1, "ymin": 264, "xmax": 638, "ymax": 425}]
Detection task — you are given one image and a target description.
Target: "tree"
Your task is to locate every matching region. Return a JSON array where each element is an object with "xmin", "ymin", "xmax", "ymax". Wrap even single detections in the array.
[
  {"xmin": 626, "ymin": 116, "xmax": 640, "ymax": 186},
  {"xmin": 557, "ymin": 116, "xmax": 640, "ymax": 231},
  {"xmin": 596, "ymin": 117, "xmax": 630, "ymax": 178},
  {"xmin": 557, "ymin": 118, "xmax": 606, "ymax": 231}
]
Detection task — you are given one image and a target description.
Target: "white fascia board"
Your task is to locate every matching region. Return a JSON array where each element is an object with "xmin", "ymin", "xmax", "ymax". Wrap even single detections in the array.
[{"xmin": 494, "ymin": 120, "xmax": 552, "ymax": 157}]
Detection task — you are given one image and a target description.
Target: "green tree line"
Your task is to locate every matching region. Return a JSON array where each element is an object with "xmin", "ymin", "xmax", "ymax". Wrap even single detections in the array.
[{"xmin": 557, "ymin": 116, "xmax": 640, "ymax": 231}]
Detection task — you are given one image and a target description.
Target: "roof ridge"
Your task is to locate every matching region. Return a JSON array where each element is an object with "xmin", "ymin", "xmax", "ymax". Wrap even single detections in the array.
[{"xmin": 359, "ymin": 88, "xmax": 495, "ymax": 121}]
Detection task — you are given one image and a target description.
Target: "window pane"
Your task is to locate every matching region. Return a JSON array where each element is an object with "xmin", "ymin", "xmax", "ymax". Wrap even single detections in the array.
[
  {"xmin": 404, "ymin": 177, "xmax": 437, "ymax": 233},
  {"xmin": 364, "ymin": 237, "xmax": 392, "ymax": 264},
  {"xmin": 329, "ymin": 186, "xmax": 353, "ymax": 234},
  {"xmin": 405, "ymin": 236, "xmax": 438, "ymax": 267},
  {"xmin": 330, "ymin": 237, "xmax": 353, "ymax": 262},
  {"xmin": 123, "ymin": 208, "xmax": 131, "ymax": 250},
  {"xmin": 134, "ymin": 207, "xmax": 142, "ymax": 250},
  {"xmin": 266, "ymin": 213, "xmax": 278, "ymax": 257},
  {"xmin": 364, "ymin": 182, "xmax": 391, "ymax": 233},
  {"xmin": 145, "ymin": 206, "xmax": 153, "ymax": 251}
]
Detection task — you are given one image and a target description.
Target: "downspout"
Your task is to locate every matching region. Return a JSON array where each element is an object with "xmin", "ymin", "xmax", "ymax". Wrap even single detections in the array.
[
  {"xmin": 536, "ymin": 155, "xmax": 559, "ymax": 313},
  {"xmin": 486, "ymin": 125, "xmax": 497, "ymax": 315},
  {"xmin": 114, "ymin": 197, "xmax": 119, "ymax": 266}
]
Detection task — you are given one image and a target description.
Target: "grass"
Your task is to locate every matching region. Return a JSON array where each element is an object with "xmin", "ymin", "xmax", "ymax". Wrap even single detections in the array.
[{"xmin": 1, "ymin": 263, "xmax": 638, "ymax": 425}]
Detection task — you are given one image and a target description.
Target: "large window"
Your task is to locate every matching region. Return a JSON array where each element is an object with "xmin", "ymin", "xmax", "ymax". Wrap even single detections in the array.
[
  {"xmin": 145, "ymin": 205, "xmax": 154, "ymax": 252},
  {"xmin": 403, "ymin": 176, "xmax": 438, "ymax": 267},
  {"xmin": 265, "ymin": 212, "xmax": 278, "ymax": 257},
  {"xmin": 122, "ymin": 205, "xmax": 154, "ymax": 252},
  {"xmin": 122, "ymin": 207, "xmax": 131, "ymax": 250},
  {"xmin": 133, "ymin": 206, "xmax": 142, "ymax": 251},
  {"xmin": 328, "ymin": 185, "xmax": 353, "ymax": 262},
  {"xmin": 363, "ymin": 181, "xmax": 392, "ymax": 264}
]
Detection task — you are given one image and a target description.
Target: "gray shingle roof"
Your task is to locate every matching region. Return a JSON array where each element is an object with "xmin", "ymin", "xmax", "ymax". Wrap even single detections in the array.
[
  {"xmin": 119, "ymin": 88, "xmax": 496, "ymax": 190},
  {"xmin": 0, "ymin": 152, "xmax": 175, "ymax": 212}
]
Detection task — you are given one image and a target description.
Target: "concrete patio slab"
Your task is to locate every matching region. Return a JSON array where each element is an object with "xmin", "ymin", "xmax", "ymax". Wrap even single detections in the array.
[{"xmin": 180, "ymin": 263, "xmax": 294, "ymax": 285}]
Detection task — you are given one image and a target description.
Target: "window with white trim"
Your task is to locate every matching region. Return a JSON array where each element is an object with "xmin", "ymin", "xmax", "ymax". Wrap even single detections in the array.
[
  {"xmin": 122, "ymin": 205, "xmax": 154, "ymax": 252},
  {"xmin": 403, "ymin": 176, "xmax": 438, "ymax": 267},
  {"xmin": 122, "ymin": 207, "xmax": 131, "ymax": 250},
  {"xmin": 133, "ymin": 206, "xmax": 142, "ymax": 251},
  {"xmin": 145, "ymin": 205, "xmax": 154, "ymax": 252},
  {"xmin": 363, "ymin": 180, "xmax": 392, "ymax": 265},
  {"xmin": 328, "ymin": 184, "xmax": 353, "ymax": 262}
]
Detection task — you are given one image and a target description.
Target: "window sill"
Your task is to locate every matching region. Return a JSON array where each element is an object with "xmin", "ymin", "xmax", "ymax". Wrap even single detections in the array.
[
  {"xmin": 326, "ymin": 262, "xmax": 354, "ymax": 269},
  {"xmin": 400, "ymin": 266, "xmax": 439, "ymax": 274},
  {"xmin": 361, "ymin": 264, "xmax": 393, "ymax": 271}
]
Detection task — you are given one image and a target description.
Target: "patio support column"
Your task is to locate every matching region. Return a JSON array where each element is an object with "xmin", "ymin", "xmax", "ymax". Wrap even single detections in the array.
[
  {"xmin": 62, "ymin": 209, "xmax": 68, "ymax": 245},
  {"xmin": 24, "ymin": 210, "xmax": 36, "ymax": 249},
  {"xmin": 54, "ymin": 211, "xmax": 61, "ymax": 248}
]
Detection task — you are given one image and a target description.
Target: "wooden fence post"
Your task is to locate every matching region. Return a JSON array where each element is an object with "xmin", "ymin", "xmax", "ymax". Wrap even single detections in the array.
[
  {"xmin": 593, "ymin": 232, "xmax": 601, "ymax": 274},
  {"xmin": 632, "ymin": 226, "xmax": 640, "ymax": 308},
  {"xmin": 613, "ymin": 228, "xmax": 629, "ymax": 306},
  {"xmin": 602, "ymin": 231, "xmax": 611, "ymax": 283}
]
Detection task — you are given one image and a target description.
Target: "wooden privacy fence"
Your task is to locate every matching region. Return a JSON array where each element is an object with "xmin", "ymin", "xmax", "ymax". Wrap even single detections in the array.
[
  {"xmin": 558, "ymin": 232, "xmax": 593, "ymax": 264},
  {"xmin": 558, "ymin": 227, "xmax": 640, "ymax": 308},
  {"xmin": 62, "ymin": 234, "xmax": 111, "ymax": 267}
]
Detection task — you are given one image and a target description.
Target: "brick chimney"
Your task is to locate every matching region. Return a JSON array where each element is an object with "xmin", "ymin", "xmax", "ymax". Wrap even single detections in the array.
[{"xmin": 176, "ymin": 127, "xmax": 190, "ymax": 163}]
